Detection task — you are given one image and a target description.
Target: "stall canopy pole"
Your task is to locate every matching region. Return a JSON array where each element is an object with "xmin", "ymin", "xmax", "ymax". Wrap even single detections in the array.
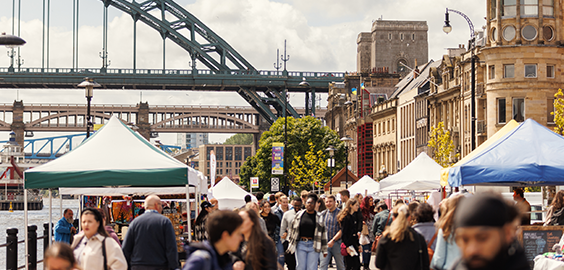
[
  {"xmin": 186, "ymin": 184, "xmax": 192, "ymax": 242},
  {"xmin": 24, "ymin": 189, "xmax": 29, "ymax": 270},
  {"xmin": 59, "ymin": 188, "xmax": 62, "ymax": 218},
  {"xmin": 49, "ymin": 188, "xmax": 53, "ymax": 245}
]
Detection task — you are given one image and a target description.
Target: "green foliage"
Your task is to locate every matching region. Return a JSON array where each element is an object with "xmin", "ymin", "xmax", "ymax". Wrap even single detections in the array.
[
  {"xmin": 428, "ymin": 122, "xmax": 459, "ymax": 167},
  {"xmin": 224, "ymin": 133, "xmax": 253, "ymax": 145},
  {"xmin": 239, "ymin": 116, "xmax": 344, "ymax": 193},
  {"xmin": 551, "ymin": 89, "xmax": 564, "ymax": 136}
]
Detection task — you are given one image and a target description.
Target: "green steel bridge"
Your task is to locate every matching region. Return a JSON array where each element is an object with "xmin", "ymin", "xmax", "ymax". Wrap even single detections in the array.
[{"xmin": 1, "ymin": 0, "xmax": 344, "ymax": 125}]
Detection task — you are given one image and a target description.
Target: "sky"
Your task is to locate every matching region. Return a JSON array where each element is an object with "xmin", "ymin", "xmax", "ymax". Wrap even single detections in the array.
[{"xmin": 0, "ymin": 0, "xmax": 487, "ymax": 145}]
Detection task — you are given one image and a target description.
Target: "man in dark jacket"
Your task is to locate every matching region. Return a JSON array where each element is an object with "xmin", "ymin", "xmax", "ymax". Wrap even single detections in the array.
[
  {"xmin": 183, "ymin": 210, "xmax": 243, "ymax": 270},
  {"xmin": 451, "ymin": 193, "xmax": 530, "ymax": 270},
  {"xmin": 122, "ymin": 195, "xmax": 179, "ymax": 270}
]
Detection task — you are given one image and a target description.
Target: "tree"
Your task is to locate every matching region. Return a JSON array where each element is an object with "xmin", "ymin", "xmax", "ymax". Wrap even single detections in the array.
[
  {"xmin": 224, "ymin": 133, "xmax": 253, "ymax": 145},
  {"xmin": 290, "ymin": 141, "xmax": 327, "ymax": 191},
  {"xmin": 428, "ymin": 122, "xmax": 459, "ymax": 167},
  {"xmin": 239, "ymin": 116, "xmax": 344, "ymax": 193},
  {"xmin": 551, "ymin": 89, "xmax": 564, "ymax": 136}
]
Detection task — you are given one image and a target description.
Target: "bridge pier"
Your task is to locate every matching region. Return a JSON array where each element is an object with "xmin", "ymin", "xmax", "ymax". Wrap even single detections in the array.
[
  {"xmin": 137, "ymin": 102, "xmax": 151, "ymax": 141},
  {"xmin": 11, "ymin": 101, "xmax": 25, "ymax": 147}
]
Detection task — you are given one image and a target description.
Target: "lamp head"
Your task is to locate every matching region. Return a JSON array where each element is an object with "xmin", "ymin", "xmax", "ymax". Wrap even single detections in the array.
[
  {"xmin": 299, "ymin": 77, "xmax": 310, "ymax": 87},
  {"xmin": 340, "ymin": 137, "xmax": 353, "ymax": 146},
  {"xmin": 443, "ymin": 9, "xmax": 452, "ymax": 34},
  {"xmin": 78, "ymin": 77, "xmax": 101, "ymax": 98},
  {"xmin": 0, "ymin": 33, "xmax": 26, "ymax": 48},
  {"xmin": 325, "ymin": 145, "xmax": 335, "ymax": 156}
]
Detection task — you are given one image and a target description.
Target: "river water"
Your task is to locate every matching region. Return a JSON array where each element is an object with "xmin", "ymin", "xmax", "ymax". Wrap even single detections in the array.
[{"xmin": 0, "ymin": 198, "xmax": 80, "ymax": 268}]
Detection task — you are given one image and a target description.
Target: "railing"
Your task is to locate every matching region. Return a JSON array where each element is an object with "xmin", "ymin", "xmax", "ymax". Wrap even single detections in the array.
[
  {"xmin": 1, "ymin": 224, "xmax": 51, "ymax": 270},
  {"xmin": 0, "ymin": 67, "xmax": 344, "ymax": 78}
]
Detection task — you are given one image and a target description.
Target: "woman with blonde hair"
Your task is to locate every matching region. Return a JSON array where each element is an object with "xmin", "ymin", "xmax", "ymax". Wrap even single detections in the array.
[
  {"xmin": 337, "ymin": 199, "xmax": 362, "ymax": 270},
  {"xmin": 430, "ymin": 195, "xmax": 464, "ymax": 270},
  {"xmin": 375, "ymin": 204, "xmax": 429, "ymax": 270}
]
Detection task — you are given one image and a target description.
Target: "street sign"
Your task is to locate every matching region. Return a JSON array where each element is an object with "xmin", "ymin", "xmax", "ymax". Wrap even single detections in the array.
[
  {"xmin": 251, "ymin": 177, "xmax": 259, "ymax": 189},
  {"xmin": 271, "ymin": 177, "xmax": 279, "ymax": 192}
]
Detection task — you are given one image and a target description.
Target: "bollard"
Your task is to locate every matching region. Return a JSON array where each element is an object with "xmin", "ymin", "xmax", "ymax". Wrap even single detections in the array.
[
  {"xmin": 6, "ymin": 228, "xmax": 18, "ymax": 270},
  {"xmin": 43, "ymin": 223, "xmax": 50, "ymax": 255},
  {"xmin": 28, "ymin": 225, "xmax": 37, "ymax": 270}
]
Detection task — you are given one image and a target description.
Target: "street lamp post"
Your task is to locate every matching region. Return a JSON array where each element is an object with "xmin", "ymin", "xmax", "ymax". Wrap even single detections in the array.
[
  {"xmin": 341, "ymin": 136, "xmax": 353, "ymax": 188},
  {"xmin": 78, "ymin": 78, "xmax": 101, "ymax": 138},
  {"xmin": 0, "ymin": 32, "xmax": 26, "ymax": 72},
  {"xmin": 443, "ymin": 8, "xmax": 476, "ymax": 150},
  {"xmin": 325, "ymin": 146, "xmax": 336, "ymax": 194}
]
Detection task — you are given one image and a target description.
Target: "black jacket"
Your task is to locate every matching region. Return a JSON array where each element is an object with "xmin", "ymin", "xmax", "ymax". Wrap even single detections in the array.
[
  {"xmin": 232, "ymin": 236, "xmax": 278, "ymax": 270},
  {"xmin": 341, "ymin": 214, "xmax": 360, "ymax": 249},
  {"xmin": 375, "ymin": 227, "xmax": 429, "ymax": 270}
]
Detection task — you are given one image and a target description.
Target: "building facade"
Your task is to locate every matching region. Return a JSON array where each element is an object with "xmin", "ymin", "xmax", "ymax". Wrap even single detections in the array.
[
  {"xmin": 176, "ymin": 133, "xmax": 209, "ymax": 149},
  {"xmin": 198, "ymin": 144, "xmax": 254, "ymax": 182}
]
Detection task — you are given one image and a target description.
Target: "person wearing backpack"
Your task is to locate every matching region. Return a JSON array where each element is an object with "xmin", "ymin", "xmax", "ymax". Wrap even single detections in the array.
[{"xmin": 183, "ymin": 210, "xmax": 244, "ymax": 270}]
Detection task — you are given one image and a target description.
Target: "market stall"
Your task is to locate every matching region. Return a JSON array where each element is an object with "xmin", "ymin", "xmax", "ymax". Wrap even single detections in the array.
[
  {"xmin": 379, "ymin": 152, "xmax": 443, "ymax": 192},
  {"xmin": 347, "ymin": 175, "xmax": 380, "ymax": 197},
  {"xmin": 210, "ymin": 176, "xmax": 256, "ymax": 210},
  {"xmin": 22, "ymin": 116, "xmax": 198, "ymax": 269}
]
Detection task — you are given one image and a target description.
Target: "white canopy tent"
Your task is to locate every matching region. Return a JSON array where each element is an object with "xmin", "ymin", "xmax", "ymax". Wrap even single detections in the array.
[
  {"xmin": 348, "ymin": 175, "xmax": 380, "ymax": 197},
  {"xmin": 210, "ymin": 177, "xmax": 257, "ymax": 210},
  {"xmin": 379, "ymin": 152, "xmax": 443, "ymax": 192}
]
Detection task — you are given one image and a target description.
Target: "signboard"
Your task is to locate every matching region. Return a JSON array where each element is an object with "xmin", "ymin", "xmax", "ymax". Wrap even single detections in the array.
[
  {"xmin": 210, "ymin": 150, "xmax": 216, "ymax": 186},
  {"xmin": 271, "ymin": 143, "xmax": 284, "ymax": 175},
  {"xmin": 251, "ymin": 177, "xmax": 259, "ymax": 189},
  {"xmin": 519, "ymin": 226, "xmax": 564, "ymax": 268},
  {"xmin": 271, "ymin": 177, "xmax": 279, "ymax": 192}
]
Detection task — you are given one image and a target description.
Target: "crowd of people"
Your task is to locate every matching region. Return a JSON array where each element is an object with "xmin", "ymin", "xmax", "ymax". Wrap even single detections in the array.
[{"xmin": 45, "ymin": 189, "xmax": 535, "ymax": 270}]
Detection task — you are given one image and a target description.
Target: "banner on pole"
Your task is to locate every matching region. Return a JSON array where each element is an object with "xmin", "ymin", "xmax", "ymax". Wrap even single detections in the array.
[
  {"xmin": 272, "ymin": 142, "xmax": 284, "ymax": 175},
  {"xmin": 210, "ymin": 150, "xmax": 216, "ymax": 186},
  {"xmin": 251, "ymin": 177, "xmax": 259, "ymax": 189},
  {"xmin": 271, "ymin": 178, "xmax": 279, "ymax": 192}
]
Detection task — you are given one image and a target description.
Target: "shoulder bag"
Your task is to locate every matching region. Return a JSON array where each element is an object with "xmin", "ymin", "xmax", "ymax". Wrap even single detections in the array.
[
  {"xmin": 371, "ymin": 212, "xmax": 391, "ymax": 252},
  {"xmin": 427, "ymin": 231, "xmax": 438, "ymax": 262},
  {"xmin": 101, "ymin": 237, "xmax": 108, "ymax": 270}
]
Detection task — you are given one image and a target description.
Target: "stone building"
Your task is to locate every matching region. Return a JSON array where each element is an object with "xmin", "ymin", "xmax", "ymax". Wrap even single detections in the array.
[{"xmin": 357, "ymin": 19, "xmax": 429, "ymax": 77}]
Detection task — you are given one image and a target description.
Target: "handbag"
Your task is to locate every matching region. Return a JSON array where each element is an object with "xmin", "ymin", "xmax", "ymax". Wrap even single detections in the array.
[
  {"xmin": 371, "ymin": 212, "xmax": 391, "ymax": 252},
  {"xmin": 361, "ymin": 223, "xmax": 369, "ymax": 235},
  {"xmin": 427, "ymin": 231, "xmax": 438, "ymax": 262},
  {"xmin": 340, "ymin": 242, "xmax": 348, "ymax": 256}
]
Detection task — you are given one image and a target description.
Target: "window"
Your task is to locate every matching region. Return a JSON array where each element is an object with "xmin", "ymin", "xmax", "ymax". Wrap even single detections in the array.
[
  {"xmin": 543, "ymin": 26, "xmax": 554, "ymax": 41},
  {"xmin": 489, "ymin": 65, "xmax": 495, "ymax": 80},
  {"xmin": 543, "ymin": 0, "xmax": 554, "ymax": 16},
  {"xmin": 491, "ymin": 0, "xmax": 497, "ymax": 17},
  {"xmin": 235, "ymin": 147, "xmax": 242, "ymax": 160},
  {"xmin": 547, "ymin": 65, "xmax": 555, "ymax": 78},
  {"xmin": 491, "ymin": 27, "xmax": 497, "ymax": 42},
  {"xmin": 504, "ymin": 64, "xmax": 515, "ymax": 78},
  {"xmin": 502, "ymin": 0, "xmax": 517, "ymax": 17},
  {"xmin": 522, "ymin": 25, "xmax": 538, "ymax": 41},
  {"xmin": 225, "ymin": 147, "xmax": 233, "ymax": 160},
  {"xmin": 513, "ymin": 98, "xmax": 525, "ymax": 122},
  {"xmin": 548, "ymin": 99, "xmax": 555, "ymax": 123},
  {"xmin": 216, "ymin": 147, "xmax": 223, "ymax": 160},
  {"xmin": 388, "ymin": 33, "xmax": 392, "ymax": 40},
  {"xmin": 400, "ymin": 33, "xmax": 404, "ymax": 40},
  {"xmin": 498, "ymin": 99, "xmax": 507, "ymax": 124},
  {"xmin": 503, "ymin": 26, "xmax": 516, "ymax": 41},
  {"xmin": 411, "ymin": 33, "xmax": 415, "ymax": 40},
  {"xmin": 520, "ymin": 0, "xmax": 538, "ymax": 16},
  {"xmin": 524, "ymin": 64, "xmax": 537, "ymax": 78}
]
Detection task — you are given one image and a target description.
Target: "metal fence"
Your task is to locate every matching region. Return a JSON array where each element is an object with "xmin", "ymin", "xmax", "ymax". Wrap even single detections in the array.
[{"xmin": 0, "ymin": 223, "xmax": 50, "ymax": 270}]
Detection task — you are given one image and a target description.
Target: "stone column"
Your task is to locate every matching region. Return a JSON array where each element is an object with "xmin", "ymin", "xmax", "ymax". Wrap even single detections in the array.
[
  {"xmin": 137, "ymin": 102, "xmax": 151, "ymax": 141},
  {"xmin": 11, "ymin": 101, "xmax": 25, "ymax": 147}
]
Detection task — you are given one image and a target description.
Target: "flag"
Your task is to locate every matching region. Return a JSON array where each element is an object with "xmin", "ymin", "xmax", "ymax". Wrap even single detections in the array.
[
  {"xmin": 352, "ymin": 87, "xmax": 357, "ymax": 95},
  {"xmin": 361, "ymin": 82, "xmax": 366, "ymax": 90}
]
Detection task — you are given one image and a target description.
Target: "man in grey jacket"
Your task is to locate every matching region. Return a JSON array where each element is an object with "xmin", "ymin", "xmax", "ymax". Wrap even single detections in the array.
[
  {"xmin": 371, "ymin": 202, "xmax": 392, "ymax": 237},
  {"xmin": 280, "ymin": 198, "xmax": 302, "ymax": 270}
]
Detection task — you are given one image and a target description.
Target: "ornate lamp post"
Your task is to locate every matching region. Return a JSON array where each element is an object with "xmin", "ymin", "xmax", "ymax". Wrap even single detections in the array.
[
  {"xmin": 0, "ymin": 32, "xmax": 26, "ymax": 72},
  {"xmin": 325, "ymin": 145, "xmax": 336, "ymax": 194},
  {"xmin": 340, "ymin": 136, "xmax": 353, "ymax": 188},
  {"xmin": 443, "ymin": 8, "xmax": 476, "ymax": 150},
  {"xmin": 78, "ymin": 78, "xmax": 100, "ymax": 138}
]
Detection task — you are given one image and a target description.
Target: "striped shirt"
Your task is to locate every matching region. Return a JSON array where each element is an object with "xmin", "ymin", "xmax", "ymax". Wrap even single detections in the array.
[{"xmin": 323, "ymin": 207, "xmax": 341, "ymax": 241}]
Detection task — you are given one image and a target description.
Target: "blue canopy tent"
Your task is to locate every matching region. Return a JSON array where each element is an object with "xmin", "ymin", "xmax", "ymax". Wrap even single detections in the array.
[{"xmin": 449, "ymin": 119, "xmax": 564, "ymax": 187}]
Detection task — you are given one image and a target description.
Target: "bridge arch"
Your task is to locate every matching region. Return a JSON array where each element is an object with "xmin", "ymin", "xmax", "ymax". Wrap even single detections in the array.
[
  {"xmin": 152, "ymin": 112, "xmax": 257, "ymax": 132},
  {"xmin": 26, "ymin": 112, "xmax": 113, "ymax": 129}
]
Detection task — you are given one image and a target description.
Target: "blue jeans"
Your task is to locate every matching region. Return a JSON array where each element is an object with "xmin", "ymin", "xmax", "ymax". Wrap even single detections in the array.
[
  {"xmin": 295, "ymin": 240, "xmax": 319, "ymax": 270},
  {"xmin": 276, "ymin": 240, "xmax": 285, "ymax": 267},
  {"xmin": 319, "ymin": 239, "xmax": 345, "ymax": 270},
  {"xmin": 362, "ymin": 242, "xmax": 372, "ymax": 266}
]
